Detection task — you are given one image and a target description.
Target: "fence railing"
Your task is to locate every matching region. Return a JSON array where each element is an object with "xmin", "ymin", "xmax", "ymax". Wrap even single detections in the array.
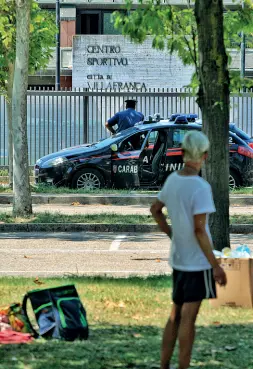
[{"xmin": 0, "ymin": 88, "xmax": 253, "ymax": 167}]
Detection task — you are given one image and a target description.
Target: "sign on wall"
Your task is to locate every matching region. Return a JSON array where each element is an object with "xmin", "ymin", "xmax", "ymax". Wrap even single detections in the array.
[{"xmin": 72, "ymin": 35, "xmax": 194, "ymax": 90}]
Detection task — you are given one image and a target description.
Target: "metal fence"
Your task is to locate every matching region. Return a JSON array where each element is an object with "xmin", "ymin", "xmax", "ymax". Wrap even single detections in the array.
[{"xmin": 1, "ymin": 88, "xmax": 253, "ymax": 167}]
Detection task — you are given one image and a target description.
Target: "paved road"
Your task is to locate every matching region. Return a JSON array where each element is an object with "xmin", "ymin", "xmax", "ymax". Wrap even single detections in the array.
[
  {"xmin": 0, "ymin": 204, "xmax": 252, "ymax": 216},
  {"xmin": 0, "ymin": 232, "xmax": 252, "ymax": 277}
]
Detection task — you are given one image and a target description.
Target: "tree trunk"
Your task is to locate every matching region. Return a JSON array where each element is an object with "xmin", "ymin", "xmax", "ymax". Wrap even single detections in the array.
[
  {"xmin": 12, "ymin": 0, "xmax": 32, "ymax": 216},
  {"xmin": 195, "ymin": 0, "xmax": 230, "ymax": 251},
  {"xmin": 7, "ymin": 63, "xmax": 14, "ymax": 189}
]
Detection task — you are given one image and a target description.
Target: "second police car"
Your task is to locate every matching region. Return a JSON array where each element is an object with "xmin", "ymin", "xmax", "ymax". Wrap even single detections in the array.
[{"xmin": 35, "ymin": 114, "xmax": 253, "ymax": 190}]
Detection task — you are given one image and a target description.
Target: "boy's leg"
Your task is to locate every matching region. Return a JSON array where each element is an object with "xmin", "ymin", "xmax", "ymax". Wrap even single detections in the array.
[
  {"xmin": 177, "ymin": 301, "xmax": 202, "ymax": 369},
  {"xmin": 161, "ymin": 303, "xmax": 182, "ymax": 369}
]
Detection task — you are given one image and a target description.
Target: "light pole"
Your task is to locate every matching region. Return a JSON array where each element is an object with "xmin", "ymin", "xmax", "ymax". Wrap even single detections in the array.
[
  {"xmin": 240, "ymin": 0, "xmax": 246, "ymax": 82},
  {"xmin": 55, "ymin": 0, "xmax": 60, "ymax": 90}
]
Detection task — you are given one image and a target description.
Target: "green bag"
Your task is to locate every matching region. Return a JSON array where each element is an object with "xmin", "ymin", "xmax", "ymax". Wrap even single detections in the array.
[{"xmin": 22, "ymin": 284, "xmax": 89, "ymax": 341}]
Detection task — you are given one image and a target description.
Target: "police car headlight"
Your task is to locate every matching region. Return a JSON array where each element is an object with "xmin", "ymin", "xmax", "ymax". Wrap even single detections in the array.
[{"xmin": 42, "ymin": 157, "xmax": 68, "ymax": 168}]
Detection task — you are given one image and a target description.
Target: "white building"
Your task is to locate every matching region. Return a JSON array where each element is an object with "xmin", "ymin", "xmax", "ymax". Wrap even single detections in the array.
[{"xmin": 31, "ymin": 0, "xmax": 253, "ymax": 89}]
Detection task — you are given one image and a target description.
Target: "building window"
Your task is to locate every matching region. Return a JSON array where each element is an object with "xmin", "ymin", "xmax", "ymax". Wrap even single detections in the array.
[
  {"xmin": 77, "ymin": 11, "xmax": 102, "ymax": 35},
  {"xmin": 76, "ymin": 10, "xmax": 121, "ymax": 35},
  {"xmin": 81, "ymin": 13, "xmax": 101, "ymax": 34}
]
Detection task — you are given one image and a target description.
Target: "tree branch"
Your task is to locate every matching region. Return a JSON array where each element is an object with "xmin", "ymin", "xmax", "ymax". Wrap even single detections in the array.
[
  {"xmin": 191, "ymin": 25, "xmax": 199, "ymax": 78},
  {"xmin": 175, "ymin": 12, "xmax": 196, "ymax": 66}
]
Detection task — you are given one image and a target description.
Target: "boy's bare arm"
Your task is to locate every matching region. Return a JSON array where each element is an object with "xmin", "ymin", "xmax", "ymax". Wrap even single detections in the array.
[
  {"xmin": 150, "ymin": 200, "xmax": 172, "ymax": 239},
  {"xmin": 194, "ymin": 213, "xmax": 227, "ymax": 286}
]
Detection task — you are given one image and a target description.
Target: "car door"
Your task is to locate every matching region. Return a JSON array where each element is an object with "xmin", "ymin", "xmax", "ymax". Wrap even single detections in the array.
[
  {"xmin": 164, "ymin": 127, "xmax": 190, "ymax": 178},
  {"xmin": 141, "ymin": 130, "xmax": 158, "ymax": 170},
  {"xmin": 111, "ymin": 131, "xmax": 148, "ymax": 189},
  {"xmin": 140, "ymin": 129, "xmax": 169, "ymax": 184}
]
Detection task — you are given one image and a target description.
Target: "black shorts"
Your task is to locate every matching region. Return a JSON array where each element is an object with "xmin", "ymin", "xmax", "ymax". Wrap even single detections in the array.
[{"xmin": 172, "ymin": 269, "xmax": 216, "ymax": 305}]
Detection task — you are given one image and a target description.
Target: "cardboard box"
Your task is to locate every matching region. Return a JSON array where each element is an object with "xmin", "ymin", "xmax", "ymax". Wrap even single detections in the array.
[{"xmin": 210, "ymin": 258, "xmax": 253, "ymax": 308}]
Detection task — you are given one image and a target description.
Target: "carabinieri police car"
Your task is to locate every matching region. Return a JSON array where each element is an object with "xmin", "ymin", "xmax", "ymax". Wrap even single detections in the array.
[{"xmin": 34, "ymin": 114, "xmax": 253, "ymax": 190}]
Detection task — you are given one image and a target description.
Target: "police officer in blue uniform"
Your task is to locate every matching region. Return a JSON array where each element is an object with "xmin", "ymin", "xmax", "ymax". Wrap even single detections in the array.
[{"xmin": 105, "ymin": 99, "xmax": 144, "ymax": 135}]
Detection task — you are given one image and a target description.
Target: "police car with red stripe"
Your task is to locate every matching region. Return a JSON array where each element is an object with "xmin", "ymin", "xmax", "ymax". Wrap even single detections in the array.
[{"xmin": 35, "ymin": 114, "xmax": 253, "ymax": 190}]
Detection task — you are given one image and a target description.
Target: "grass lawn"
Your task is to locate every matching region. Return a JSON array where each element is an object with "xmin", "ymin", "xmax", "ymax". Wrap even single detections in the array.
[
  {"xmin": 0, "ymin": 184, "xmax": 158, "ymax": 195},
  {"xmin": 0, "ymin": 212, "xmax": 252, "ymax": 224},
  {"xmin": 0, "ymin": 276, "xmax": 253, "ymax": 369},
  {"xmin": 232, "ymin": 187, "xmax": 253, "ymax": 195},
  {"xmin": 0, "ymin": 184, "xmax": 252, "ymax": 195}
]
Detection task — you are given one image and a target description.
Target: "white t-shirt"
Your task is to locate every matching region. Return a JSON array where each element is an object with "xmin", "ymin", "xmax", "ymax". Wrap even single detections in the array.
[{"xmin": 158, "ymin": 172, "xmax": 216, "ymax": 271}]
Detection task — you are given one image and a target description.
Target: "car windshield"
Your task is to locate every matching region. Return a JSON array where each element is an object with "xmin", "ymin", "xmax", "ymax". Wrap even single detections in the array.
[{"xmin": 91, "ymin": 127, "xmax": 138, "ymax": 149}]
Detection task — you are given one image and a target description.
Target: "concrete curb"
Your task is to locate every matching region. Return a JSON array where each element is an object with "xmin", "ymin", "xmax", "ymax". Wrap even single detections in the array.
[
  {"xmin": 0, "ymin": 223, "xmax": 252, "ymax": 234},
  {"xmin": 0, "ymin": 193, "xmax": 253, "ymax": 206}
]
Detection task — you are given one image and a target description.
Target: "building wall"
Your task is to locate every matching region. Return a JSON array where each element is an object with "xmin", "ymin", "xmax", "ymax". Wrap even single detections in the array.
[
  {"xmin": 30, "ymin": 1, "xmax": 250, "ymax": 89},
  {"xmin": 73, "ymin": 35, "xmax": 195, "ymax": 90},
  {"xmin": 61, "ymin": 20, "xmax": 76, "ymax": 47},
  {"xmin": 60, "ymin": 76, "xmax": 72, "ymax": 89}
]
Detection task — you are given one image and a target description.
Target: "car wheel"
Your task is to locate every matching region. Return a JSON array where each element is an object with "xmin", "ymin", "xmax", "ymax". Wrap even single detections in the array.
[
  {"xmin": 72, "ymin": 168, "xmax": 105, "ymax": 190},
  {"xmin": 229, "ymin": 170, "xmax": 241, "ymax": 191}
]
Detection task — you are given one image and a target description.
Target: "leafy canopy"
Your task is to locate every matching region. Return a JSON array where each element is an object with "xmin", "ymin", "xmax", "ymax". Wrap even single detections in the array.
[
  {"xmin": 0, "ymin": 0, "xmax": 57, "ymax": 93},
  {"xmin": 113, "ymin": 0, "xmax": 253, "ymax": 90}
]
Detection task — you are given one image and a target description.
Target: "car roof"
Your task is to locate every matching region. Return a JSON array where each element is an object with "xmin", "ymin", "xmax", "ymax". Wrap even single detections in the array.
[
  {"xmin": 135, "ymin": 120, "xmax": 201, "ymax": 131},
  {"xmin": 134, "ymin": 120, "xmax": 247, "ymax": 146}
]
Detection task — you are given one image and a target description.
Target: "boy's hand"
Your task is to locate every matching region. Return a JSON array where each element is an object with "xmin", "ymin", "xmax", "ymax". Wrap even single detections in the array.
[{"xmin": 213, "ymin": 266, "xmax": 227, "ymax": 286}]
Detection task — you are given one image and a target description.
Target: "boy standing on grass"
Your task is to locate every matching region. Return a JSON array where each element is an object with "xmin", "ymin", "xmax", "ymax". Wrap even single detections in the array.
[{"xmin": 150, "ymin": 131, "xmax": 227, "ymax": 369}]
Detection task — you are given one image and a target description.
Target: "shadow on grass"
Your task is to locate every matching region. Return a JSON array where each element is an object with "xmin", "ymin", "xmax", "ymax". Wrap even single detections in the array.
[{"xmin": 0, "ymin": 323, "xmax": 253, "ymax": 369}]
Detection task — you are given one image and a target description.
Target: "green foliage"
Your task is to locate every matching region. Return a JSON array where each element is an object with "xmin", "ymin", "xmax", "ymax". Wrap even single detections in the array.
[
  {"xmin": 224, "ymin": 0, "xmax": 253, "ymax": 49},
  {"xmin": 114, "ymin": 1, "xmax": 173, "ymax": 45},
  {"xmin": 29, "ymin": 4, "xmax": 57, "ymax": 73},
  {"xmin": 113, "ymin": 0, "xmax": 253, "ymax": 91},
  {"xmin": 0, "ymin": 0, "xmax": 57, "ymax": 92},
  {"xmin": 114, "ymin": 2, "xmax": 197, "ymax": 68},
  {"xmin": 230, "ymin": 71, "xmax": 253, "ymax": 91}
]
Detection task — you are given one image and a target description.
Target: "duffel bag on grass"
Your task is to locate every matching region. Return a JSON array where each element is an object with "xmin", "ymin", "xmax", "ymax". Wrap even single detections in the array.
[{"xmin": 22, "ymin": 284, "xmax": 89, "ymax": 341}]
